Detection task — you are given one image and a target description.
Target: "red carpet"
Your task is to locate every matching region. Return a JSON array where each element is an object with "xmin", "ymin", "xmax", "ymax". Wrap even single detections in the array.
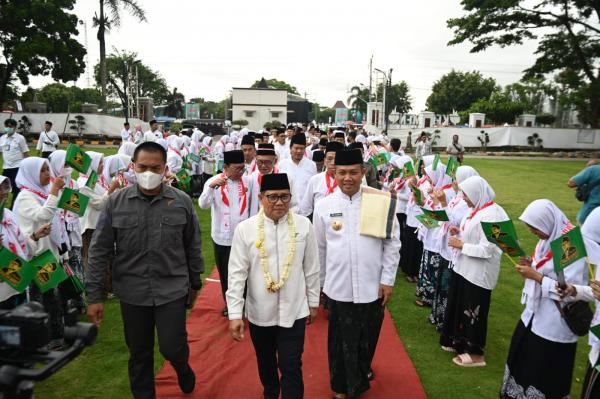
[{"xmin": 156, "ymin": 269, "xmax": 426, "ymax": 398}]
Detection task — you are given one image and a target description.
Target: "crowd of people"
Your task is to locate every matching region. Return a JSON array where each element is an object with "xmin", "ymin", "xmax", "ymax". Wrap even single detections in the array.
[{"xmin": 1, "ymin": 114, "xmax": 600, "ymax": 399}]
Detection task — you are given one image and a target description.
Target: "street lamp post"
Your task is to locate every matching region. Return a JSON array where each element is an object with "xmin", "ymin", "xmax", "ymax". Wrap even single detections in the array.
[{"xmin": 374, "ymin": 68, "xmax": 393, "ymax": 132}]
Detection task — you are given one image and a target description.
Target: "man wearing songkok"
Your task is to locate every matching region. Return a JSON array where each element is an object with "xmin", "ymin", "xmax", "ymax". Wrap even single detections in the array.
[
  {"xmin": 241, "ymin": 134, "xmax": 257, "ymax": 176},
  {"xmin": 249, "ymin": 144, "xmax": 282, "ymax": 216},
  {"xmin": 313, "ymin": 148, "xmax": 401, "ymax": 399},
  {"xmin": 199, "ymin": 149, "xmax": 249, "ymax": 317},
  {"xmin": 274, "ymin": 128, "xmax": 290, "ymax": 161},
  {"xmin": 298, "ymin": 141, "xmax": 344, "ymax": 218},
  {"xmin": 227, "ymin": 173, "xmax": 319, "ymax": 399},
  {"xmin": 312, "ymin": 150, "xmax": 325, "ymax": 173},
  {"xmin": 279, "ymin": 134, "xmax": 317, "ymax": 212},
  {"xmin": 333, "ymin": 131, "xmax": 346, "ymax": 144}
]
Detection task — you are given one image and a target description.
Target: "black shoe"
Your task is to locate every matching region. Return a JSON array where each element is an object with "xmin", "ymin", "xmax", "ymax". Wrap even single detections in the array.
[
  {"xmin": 177, "ymin": 364, "xmax": 196, "ymax": 394},
  {"xmin": 222, "ymin": 307, "xmax": 228, "ymax": 317}
]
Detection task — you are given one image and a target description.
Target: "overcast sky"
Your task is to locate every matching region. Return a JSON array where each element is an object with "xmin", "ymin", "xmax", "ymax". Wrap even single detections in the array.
[{"xmin": 29, "ymin": 0, "xmax": 540, "ymax": 113}]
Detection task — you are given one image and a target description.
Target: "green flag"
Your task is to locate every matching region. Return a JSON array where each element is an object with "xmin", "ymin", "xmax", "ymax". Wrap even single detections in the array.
[
  {"xmin": 30, "ymin": 250, "xmax": 68, "ymax": 293},
  {"xmin": 421, "ymin": 208, "xmax": 449, "ymax": 222},
  {"xmin": 416, "ymin": 213, "xmax": 439, "ymax": 229},
  {"xmin": 411, "ymin": 184, "xmax": 423, "ymax": 205},
  {"xmin": 446, "ymin": 156, "xmax": 459, "ymax": 180},
  {"xmin": 432, "ymin": 154, "xmax": 440, "ymax": 171},
  {"xmin": 58, "ymin": 187, "xmax": 90, "ymax": 217},
  {"xmin": 377, "ymin": 152, "xmax": 391, "ymax": 165},
  {"xmin": 189, "ymin": 152, "xmax": 201, "ymax": 163},
  {"xmin": 0, "ymin": 248, "xmax": 36, "ymax": 292},
  {"xmin": 403, "ymin": 161, "xmax": 415, "ymax": 178},
  {"xmin": 176, "ymin": 169, "xmax": 190, "ymax": 182},
  {"xmin": 65, "ymin": 144, "xmax": 92, "ymax": 174},
  {"xmin": 200, "ymin": 146, "xmax": 208, "ymax": 156},
  {"xmin": 176, "ymin": 169, "xmax": 191, "ymax": 192},
  {"xmin": 551, "ymin": 226, "xmax": 587, "ymax": 273},
  {"xmin": 85, "ymin": 170, "xmax": 98, "ymax": 189},
  {"xmin": 481, "ymin": 220, "xmax": 526, "ymax": 257},
  {"xmin": 591, "ymin": 324, "xmax": 600, "ymax": 340},
  {"xmin": 63, "ymin": 262, "xmax": 84, "ymax": 295}
]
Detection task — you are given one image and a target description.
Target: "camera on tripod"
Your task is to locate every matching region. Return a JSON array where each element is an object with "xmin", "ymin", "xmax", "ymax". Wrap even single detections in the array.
[{"xmin": 0, "ymin": 301, "xmax": 97, "ymax": 399}]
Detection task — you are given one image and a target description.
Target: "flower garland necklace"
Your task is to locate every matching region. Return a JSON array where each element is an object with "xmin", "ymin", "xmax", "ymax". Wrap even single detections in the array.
[{"xmin": 255, "ymin": 208, "xmax": 296, "ymax": 293}]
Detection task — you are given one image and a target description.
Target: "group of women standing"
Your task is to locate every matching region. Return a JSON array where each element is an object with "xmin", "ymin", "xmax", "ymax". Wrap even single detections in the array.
[{"xmin": 388, "ymin": 152, "xmax": 600, "ymax": 398}]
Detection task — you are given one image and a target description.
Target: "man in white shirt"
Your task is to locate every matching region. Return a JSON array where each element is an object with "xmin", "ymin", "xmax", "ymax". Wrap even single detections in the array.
[
  {"xmin": 199, "ymin": 150, "xmax": 249, "ymax": 316},
  {"xmin": 143, "ymin": 119, "xmax": 162, "ymax": 142},
  {"xmin": 333, "ymin": 131, "xmax": 346, "ymax": 145},
  {"xmin": 273, "ymin": 128, "xmax": 290, "ymax": 161},
  {"xmin": 415, "ymin": 132, "xmax": 432, "ymax": 160},
  {"xmin": 278, "ymin": 134, "xmax": 317, "ymax": 212},
  {"xmin": 120, "ymin": 122, "xmax": 133, "ymax": 142},
  {"xmin": 228, "ymin": 173, "xmax": 319, "ymax": 399},
  {"xmin": 0, "ymin": 118, "xmax": 29, "ymax": 207},
  {"xmin": 298, "ymin": 141, "xmax": 344, "ymax": 217},
  {"xmin": 313, "ymin": 148, "xmax": 400, "ymax": 399},
  {"xmin": 36, "ymin": 121, "xmax": 59, "ymax": 158},
  {"xmin": 240, "ymin": 134, "xmax": 257, "ymax": 176}
]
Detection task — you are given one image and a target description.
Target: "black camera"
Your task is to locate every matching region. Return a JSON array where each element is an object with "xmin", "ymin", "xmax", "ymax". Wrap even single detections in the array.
[
  {"xmin": 0, "ymin": 302, "xmax": 50, "ymax": 352},
  {"xmin": 0, "ymin": 302, "xmax": 97, "ymax": 399}
]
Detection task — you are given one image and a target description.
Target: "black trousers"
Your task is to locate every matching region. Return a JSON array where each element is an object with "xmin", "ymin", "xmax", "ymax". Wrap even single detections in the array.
[
  {"xmin": 120, "ymin": 296, "xmax": 190, "ymax": 399},
  {"xmin": 3, "ymin": 167, "xmax": 19, "ymax": 209},
  {"xmin": 213, "ymin": 242, "xmax": 231, "ymax": 304},
  {"xmin": 249, "ymin": 318, "xmax": 306, "ymax": 399},
  {"xmin": 41, "ymin": 151, "xmax": 53, "ymax": 159}
]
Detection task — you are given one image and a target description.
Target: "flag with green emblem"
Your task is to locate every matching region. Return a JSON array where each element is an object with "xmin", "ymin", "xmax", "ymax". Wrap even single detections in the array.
[
  {"xmin": 551, "ymin": 226, "xmax": 587, "ymax": 273},
  {"xmin": 481, "ymin": 220, "xmax": 526, "ymax": 257},
  {"xmin": 65, "ymin": 144, "xmax": 92, "ymax": 173},
  {"xmin": 85, "ymin": 170, "xmax": 98, "ymax": 189},
  {"xmin": 416, "ymin": 213, "xmax": 439, "ymax": 229},
  {"xmin": 58, "ymin": 188, "xmax": 89, "ymax": 217},
  {"xmin": 30, "ymin": 250, "xmax": 68, "ymax": 293},
  {"xmin": 0, "ymin": 248, "xmax": 36, "ymax": 292}
]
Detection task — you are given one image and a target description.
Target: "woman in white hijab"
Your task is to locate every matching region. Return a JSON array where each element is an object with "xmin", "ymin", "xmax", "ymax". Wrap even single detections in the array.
[
  {"xmin": 415, "ymin": 162, "xmax": 456, "ymax": 308},
  {"xmin": 118, "ymin": 141, "xmax": 137, "ymax": 158},
  {"xmin": 388, "ymin": 155, "xmax": 416, "ymax": 281},
  {"xmin": 500, "ymin": 199, "xmax": 594, "ymax": 398},
  {"xmin": 0, "ymin": 176, "xmax": 50, "ymax": 308},
  {"xmin": 201, "ymin": 136, "xmax": 216, "ymax": 191},
  {"xmin": 571, "ymin": 207, "xmax": 600, "ymax": 399},
  {"xmin": 14, "ymin": 157, "xmax": 68, "ymax": 347},
  {"xmin": 77, "ymin": 152, "xmax": 120, "ymax": 273},
  {"xmin": 429, "ymin": 166, "xmax": 480, "ymax": 330},
  {"xmin": 440, "ymin": 175, "xmax": 508, "ymax": 367}
]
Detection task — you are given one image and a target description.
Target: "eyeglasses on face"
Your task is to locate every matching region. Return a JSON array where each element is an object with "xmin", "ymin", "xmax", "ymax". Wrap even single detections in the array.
[
  {"xmin": 257, "ymin": 160, "xmax": 274, "ymax": 166},
  {"xmin": 265, "ymin": 194, "xmax": 292, "ymax": 204}
]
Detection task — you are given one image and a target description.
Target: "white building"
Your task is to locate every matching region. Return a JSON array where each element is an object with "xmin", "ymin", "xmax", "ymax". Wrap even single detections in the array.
[
  {"xmin": 232, "ymin": 88, "xmax": 287, "ymax": 131},
  {"xmin": 469, "ymin": 113, "xmax": 486, "ymax": 128}
]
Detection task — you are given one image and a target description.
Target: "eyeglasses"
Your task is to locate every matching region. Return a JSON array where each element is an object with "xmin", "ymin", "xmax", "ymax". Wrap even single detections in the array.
[
  {"xmin": 265, "ymin": 194, "xmax": 292, "ymax": 204},
  {"xmin": 257, "ymin": 160, "xmax": 274, "ymax": 166}
]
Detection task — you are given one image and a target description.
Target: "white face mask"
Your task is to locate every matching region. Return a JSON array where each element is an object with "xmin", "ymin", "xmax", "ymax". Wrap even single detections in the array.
[{"xmin": 135, "ymin": 170, "xmax": 163, "ymax": 190}]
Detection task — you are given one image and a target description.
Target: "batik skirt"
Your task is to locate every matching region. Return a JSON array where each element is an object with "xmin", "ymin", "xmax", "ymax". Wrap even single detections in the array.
[
  {"xmin": 500, "ymin": 320, "xmax": 576, "ymax": 399},
  {"xmin": 416, "ymin": 250, "xmax": 440, "ymax": 306},
  {"xmin": 429, "ymin": 257, "xmax": 452, "ymax": 330},
  {"xmin": 439, "ymin": 272, "xmax": 491, "ymax": 355}
]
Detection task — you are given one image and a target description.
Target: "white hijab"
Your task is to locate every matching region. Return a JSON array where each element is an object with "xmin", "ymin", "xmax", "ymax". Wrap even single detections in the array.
[
  {"xmin": 519, "ymin": 199, "xmax": 571, "ymax": 256},
  {"xmin": 202, "ymin": 136, "xmax": 213, "ymax": 148},
  {"xmin": 15, "ymin": 157, "xmax": 50, "ymax": 195},
  {"xmin": 582, "ymin": 207, "xmax": 600, "ymax": 272},
  {"xmin": 86, "ymin": 151, "xmax": 104, "ymax": 174},
  {"xmin": 456, "ymin": 166, "xmax": 479, "ymax": 183},
  {"xmin": 459, "ymin": 176, "xmax": 496, "ymax": 209},
  {"xmin": 425, "ymin": 163, "xmax": 452, "ymax": 190},
  {"xmin": 118, "ymin": 141, "xmax": 137, "ymax": 157},
  {"xmin": 102, "ymin": 155, "xmax": 126, "ymax": 185}
]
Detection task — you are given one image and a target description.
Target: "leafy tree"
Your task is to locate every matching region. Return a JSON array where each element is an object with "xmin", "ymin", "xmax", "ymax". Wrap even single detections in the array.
[
  {"xmin": 536, "ymin": 113, "xmax": 556, "ymax": 126},
  {"xmin": 447, "ymin": 0, "xmax": 600, "ymax": 128},
  {"xmin": 377, "ymin": 81, "xmax": 413, "ymax": 115},
  {"xmin": 251, "ymin": 78, "xmax": 299, "ymax": 95},
  {"xmin": 315, "ymin": 107, "xmax": 336, "ymax": 124},
  {"xmin": 0, "ymin": 0, "xmax": 86, "ymax": 108},
  {"xmin": 503, "ymin": 78, "xmax": 558, "ymax": 115},
  {"xmin": 164, "ymin": 87, "xmax": 185, "ymax": 118},
  {"xmin": 263, "ymin": 120, "xmax": 283, "ymax": 130},
  {"xmin": 94, "ymin": 51, "xmax": 169, "ymax": 112},
  {"xmin": 31, "ymin": 83, "xmax": 104, "ymax": 113},
  {"xmin": 468, "ymin": 91, "xmax": 526, "ymax": 125},
  {"xmin": 232, "ymin": 119, "xmax": 249, "ymax": 127},
  {"xmin": 347, "ymin": 86, "xmax": 370, "ymax": 115},
  {"xmin": 426, "ymin": 70, "xmax": 498, "ymax": 114},
  {"xmin": 94, "ymin": 0, "xmax": 146, "ymax": 106}
]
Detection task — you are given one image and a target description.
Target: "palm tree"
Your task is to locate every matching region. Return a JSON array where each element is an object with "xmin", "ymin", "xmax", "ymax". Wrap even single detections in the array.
[
  {"xmin": 94, "ymin": 0, "xmax": 146, "ymax": 108},
  {"xmin": 165, "ymin": 87, "xmax": 185, "ymax": 118},
  {"xmin": 347, "ymin": 85, "xmax": 369, "ymax": 116}
]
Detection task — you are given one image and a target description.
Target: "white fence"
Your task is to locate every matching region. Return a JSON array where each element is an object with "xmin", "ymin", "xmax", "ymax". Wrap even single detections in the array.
[
  {"xmin": 0, "ymin": 112, "xmax": 149, "ymax": 138},
  {"xmin": 387, "ymin": 127, "xmax": 600, "ymax": 150}
]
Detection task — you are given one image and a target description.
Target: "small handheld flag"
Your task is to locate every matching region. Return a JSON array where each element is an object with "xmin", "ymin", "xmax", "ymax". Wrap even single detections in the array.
[
  {"xmin": 57, "ymin": 188, "xmax": 90, "ymax": 217},
  {"xmin": 420, "ymin": 208, "xmax": 449, "ymax": 222},
  {"xmin": 432, "ymin": 154, "xmax": 440, "ymax": 171},
  {"xmin": 446, "ymin": 156, "xmax": 459, "ymax": 180},
  {"xmin": 65, "ymin": 144, "xmax": 92, "ymax": 174},
  {"xmin": 551, "ymin": 226, "xmax": 587, "ymax": 273},
  {"xmin": 403, "ymin": 161, "xmax": 415, "ymax": 178},
  {"xmin": 30, "ymin": 250, "xmax": 68, "ymax": 293},
  {"xmin": 85, "ymin": 170, "xmax": 98, "ymax": 189},
  {"xmin": 481, "ymin": 220, "xmax": 526, "ymax": 257},
  {"xmin": 0, "ymin": 248, "xmax": 36, "ymax": 292},
  {"xmin": 416, "ymin": 213, "xmax": 439, "ymax": 229}
]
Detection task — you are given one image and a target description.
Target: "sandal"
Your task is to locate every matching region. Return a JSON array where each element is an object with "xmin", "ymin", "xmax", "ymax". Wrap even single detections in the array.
[
  {"xmin": 452, "ymin": 353, "xmax": 486, "ymax": 368},
  {"xmin": 414, "ymin": 300, "xmax": 429, "ymax": 307},
  {"xmin": 441, "ymin": 346, "xmax": 456, "ymax": 353}
]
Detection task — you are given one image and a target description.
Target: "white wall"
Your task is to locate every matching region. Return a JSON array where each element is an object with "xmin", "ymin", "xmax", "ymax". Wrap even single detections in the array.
[
  {"xmin": 0, "ymin": 112, "xmax": 148, "ymax": 138},
  {"xmin": 232, "ymin": 88, "xmax": 288, "ymax": 130},
  {"xmin": 387, "ymin": 126, "xmax": 600, "ymax": 150}
]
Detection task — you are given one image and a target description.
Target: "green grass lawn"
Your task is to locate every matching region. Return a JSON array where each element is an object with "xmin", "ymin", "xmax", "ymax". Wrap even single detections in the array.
[{"xmin": 19, "ymin": 152, "xmax": 588, "ymax": 398}]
